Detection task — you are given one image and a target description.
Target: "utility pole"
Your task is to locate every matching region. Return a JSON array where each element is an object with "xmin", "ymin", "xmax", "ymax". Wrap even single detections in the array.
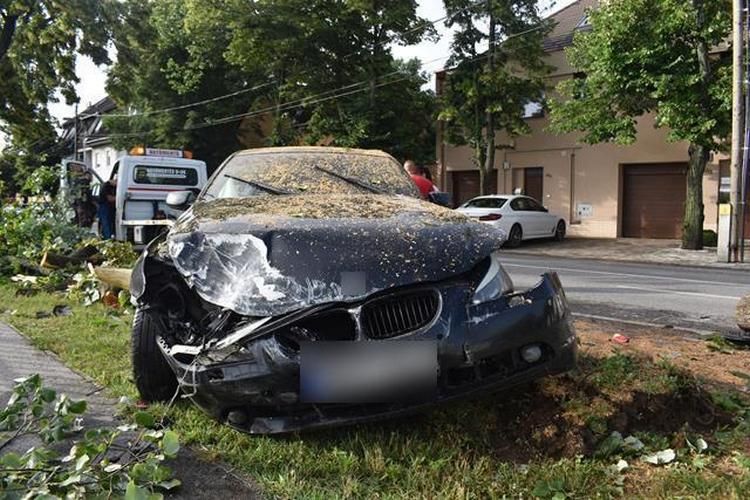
[
  {"xmin": 729, "ymin": 0, "xmax": 745, "ymax": 262},
  {"xmin": 483, "ymin": 0, "xmax": 496, "ymax": 197},
  {"xmin": 73, "ymin": 103, "xmax": 79, "ymax": 160}
]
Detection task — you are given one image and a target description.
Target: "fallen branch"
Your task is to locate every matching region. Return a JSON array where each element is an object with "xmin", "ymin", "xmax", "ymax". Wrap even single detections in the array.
[{"xmin": 92, "ymin": 266, "xmax": 132, "ymax": 291}]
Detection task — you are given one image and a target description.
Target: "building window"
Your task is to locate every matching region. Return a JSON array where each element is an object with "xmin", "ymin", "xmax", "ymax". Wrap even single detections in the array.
[
  {"xmin": 106, "ymin": 150, "xmax": 111, "ymax": 167},
  {"xmin": 522, "ymin": 96, "xmax": 545, "ymax": 119},
  {"xmin": 94, "ymin": 152, "xmax": 101, "ymax": 169}
]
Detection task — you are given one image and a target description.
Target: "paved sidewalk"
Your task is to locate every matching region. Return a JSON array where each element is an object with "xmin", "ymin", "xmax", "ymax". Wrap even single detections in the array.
[
  {"xmin": 0, "ymin": 321, "xmax": 262, "ymax": 499},
  {"xmin": 503, "ymin": 237, "xmax": 750, "ymax": 270}
]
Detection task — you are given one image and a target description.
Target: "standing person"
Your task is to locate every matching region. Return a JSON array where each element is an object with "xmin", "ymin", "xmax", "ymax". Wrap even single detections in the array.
[
  {"xmin": 69, "ymin": 164, "xmax": 96, "ymax": 228},
  {"xmin": 404, "ymin": 160, "xmax": 436, "ymax": 199},
  {"xmin": 98, "ymin": 176, "xmax": 117, "ymax": 240}
]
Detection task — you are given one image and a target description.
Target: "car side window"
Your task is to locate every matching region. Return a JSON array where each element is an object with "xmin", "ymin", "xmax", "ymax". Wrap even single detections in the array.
[
  {"xmin": 510, "ymin": 198, "xmax": 524, "ymax": 211},
  {"xmin": 465, "ymin": 198, "xmax": 506, "ymax": 209},
  {"xmin": 525, "ymin": 198, "xmax": 545, "ymax": 211}
]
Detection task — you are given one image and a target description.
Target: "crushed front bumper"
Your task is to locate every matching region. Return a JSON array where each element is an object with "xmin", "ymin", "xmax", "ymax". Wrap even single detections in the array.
[{"xmin": 157, "ymin": 272, "xmax": 577, "ymax": 434}]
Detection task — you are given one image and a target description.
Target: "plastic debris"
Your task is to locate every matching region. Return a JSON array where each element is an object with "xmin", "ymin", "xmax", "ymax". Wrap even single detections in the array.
[
  {"xmin": 611, "ymin": 334, "xmax": 630, "ymax": 344},
  {"xmin": 643, "ymin": 448, "xmax": 676, "ymax": 465},
  {"xmin": 613, "ymin": 459, "xmax": 629, "ymax": 472}
]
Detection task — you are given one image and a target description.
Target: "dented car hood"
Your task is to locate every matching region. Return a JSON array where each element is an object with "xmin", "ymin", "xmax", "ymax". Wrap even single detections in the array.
[{"xmin": 166, "ymin": 195, "xmax": 506, "ymax": 316}]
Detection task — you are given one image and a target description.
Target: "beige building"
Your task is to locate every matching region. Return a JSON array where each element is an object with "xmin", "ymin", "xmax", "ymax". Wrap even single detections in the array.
[{"xmin": 436, "ymin": 0, "xmax": 731, "ymax": 239}]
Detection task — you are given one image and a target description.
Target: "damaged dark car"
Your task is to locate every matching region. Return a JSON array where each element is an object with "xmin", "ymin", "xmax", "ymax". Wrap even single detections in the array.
[{"xmin": 130, "ymin": 146, "xmax": 577, "ymax": 434}]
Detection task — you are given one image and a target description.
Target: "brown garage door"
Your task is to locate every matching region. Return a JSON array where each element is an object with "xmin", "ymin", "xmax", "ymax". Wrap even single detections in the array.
[
  {"xmin": 622, "ymin": 163, "xmax": 687, "ymax": 238},
  {"xmin": 452, "ymin": 170, "xmax": 498, "ymax": 207}
]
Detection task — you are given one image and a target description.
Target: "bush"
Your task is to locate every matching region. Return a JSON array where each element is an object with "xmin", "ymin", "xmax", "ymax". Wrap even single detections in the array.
[
  {"xmin": 702, "ymin": 229, "xmax": 718, "ymax": 247},
  {"xmin": 0, "ymin": 198, "xmax": 89, "ymax": 274}
]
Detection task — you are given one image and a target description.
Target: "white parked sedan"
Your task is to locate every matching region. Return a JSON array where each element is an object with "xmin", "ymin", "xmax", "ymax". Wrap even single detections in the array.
[{"xmin": 456, "ymin": 195, "xmax": 566, "ymax": 248}]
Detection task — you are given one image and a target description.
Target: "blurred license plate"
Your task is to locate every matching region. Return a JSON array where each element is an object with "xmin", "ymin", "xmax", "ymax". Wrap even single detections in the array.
[{"xmin": 300, "ymin": 341, "xmax": 437, "ymax": 403}]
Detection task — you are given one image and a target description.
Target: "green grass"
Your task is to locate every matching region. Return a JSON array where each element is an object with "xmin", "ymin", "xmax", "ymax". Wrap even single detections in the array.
[{"xmin": 1, "ymin": 282, "xmax": 749, "ymax": 499}]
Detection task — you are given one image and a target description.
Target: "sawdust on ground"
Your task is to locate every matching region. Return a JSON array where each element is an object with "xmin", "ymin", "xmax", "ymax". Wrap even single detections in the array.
[{"xmin": 576, "ymin": 319, "xmax": 750, "ymax": 391}]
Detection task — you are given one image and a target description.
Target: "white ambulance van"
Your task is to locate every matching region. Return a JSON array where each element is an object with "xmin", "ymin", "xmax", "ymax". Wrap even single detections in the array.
[{"xmin": 108, "ymin": 147, "xmax": 208, "ymax": 245}]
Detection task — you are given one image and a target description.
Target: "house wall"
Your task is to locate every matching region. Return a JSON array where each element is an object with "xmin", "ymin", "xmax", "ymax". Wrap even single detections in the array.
[
  {"xmin": 442, "ymin": 111, "xmax": 725, "ymax": 238},
  {"xmin": 82, "ymin": 144, "xmax": 127, "ymax": 183},
  {"xmin": 438, "ymin": 1, "xmax": 727, "ymax": 238}
]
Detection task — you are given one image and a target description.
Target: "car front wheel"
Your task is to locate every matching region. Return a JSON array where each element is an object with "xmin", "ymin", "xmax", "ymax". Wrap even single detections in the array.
[{"xmin": 132, "ymin": 307, "xmax": 178, "ymax": 402}]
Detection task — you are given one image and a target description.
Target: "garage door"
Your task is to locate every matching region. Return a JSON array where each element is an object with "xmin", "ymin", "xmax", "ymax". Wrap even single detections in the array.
[
  {"xmin": 451, "ymin": 170, "xmax": 498, "ymax": 207},
  {"xmin": 622, "ymin": 163, "xmax": 687, "ymax": 238}
]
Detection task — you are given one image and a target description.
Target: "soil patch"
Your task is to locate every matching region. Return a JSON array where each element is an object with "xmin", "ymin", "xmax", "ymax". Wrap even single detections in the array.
[{"xmin": 484, "ymin": 319, "xmax": 749, "ymax": 462}]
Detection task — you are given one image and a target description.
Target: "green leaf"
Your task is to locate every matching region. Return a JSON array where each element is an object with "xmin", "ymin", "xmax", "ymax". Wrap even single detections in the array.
[
  {"xmin": 135, "ymin": 411, "xmax": 155, "ymax": 428},
  {"xmin": 75, "ymin": 453, "xmax": 90, "ymax": 471},
  {"xmin": 532, "ymin": 481, "xmax": 551, "ymax": 497},
  {"xmin": 162, "ymin": 430, "xmax": 180, "ymax": 457},
  {"xmin": 125, "ymin": 480, "xmax": 150, "ymax": 500},
  {"xmin": 68, "ymin": 399, "xmax": 87, "ymax": 414},
  {"xmin": 0, "ymin": 452, "xmax": 23, "ymax": 468},
  {"xmin": 157, "ymin": 478, "xmax": 182, "ymax": 490},
  {"xmin": 60, "ymin": 473, "xmax": 82, "ymax": 486},
  {"xmin": 104, "ymin": 463, "xmax": 123, "ymax": 473},
  {"xmin": 40, "ymin": 387, "xmax": 56, "ymax": 402}
]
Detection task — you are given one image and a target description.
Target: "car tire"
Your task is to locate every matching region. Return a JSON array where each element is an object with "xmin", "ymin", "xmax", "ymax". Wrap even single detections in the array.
[
  {"xmin": 505, "ymin": 224, "xmax": 523, "ymax": 248},
  {"xmin": 554, "ymin": 220, "xmax": 566, "ymax": 242},
  {"xmin": 132, "ymin": 307, "xmax": 178, "ymax": 402}
]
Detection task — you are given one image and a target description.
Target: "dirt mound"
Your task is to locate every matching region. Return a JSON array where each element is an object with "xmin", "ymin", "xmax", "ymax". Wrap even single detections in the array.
[{"xmin": 484, "ymin": 320, "xmax": 748, "ymax": 463}]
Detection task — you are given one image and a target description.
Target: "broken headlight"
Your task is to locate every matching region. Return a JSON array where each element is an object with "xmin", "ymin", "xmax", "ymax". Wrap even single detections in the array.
[{"xmin": 472, "ymin": 251, "xmax": 514, "ymax": 304}]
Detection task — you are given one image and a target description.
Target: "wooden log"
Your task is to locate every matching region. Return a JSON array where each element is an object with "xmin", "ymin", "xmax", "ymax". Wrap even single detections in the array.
[
  {"xmin": 93, "ymin": 266, "xmax": 132, "ymax": 291},
  {"xmin": 40, "ymin": 245, "xmax": 101, "ymax": 269}
]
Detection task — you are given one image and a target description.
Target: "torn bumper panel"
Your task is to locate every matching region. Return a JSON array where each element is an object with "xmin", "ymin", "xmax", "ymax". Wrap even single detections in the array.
[{"xmin": 156, "ymin": 272, "xmax": 576, "ymax": 434}]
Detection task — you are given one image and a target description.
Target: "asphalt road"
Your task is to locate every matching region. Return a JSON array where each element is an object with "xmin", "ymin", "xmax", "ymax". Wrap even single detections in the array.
[{"xmin": 500, "ymin": 253, "xmax": 750, "ymax": 335}]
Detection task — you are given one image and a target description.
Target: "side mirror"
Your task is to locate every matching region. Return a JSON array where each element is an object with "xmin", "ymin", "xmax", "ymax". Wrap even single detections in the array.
[
  {"xmin": 166, "ymin": 190, "xmax": 196, "ymax": 210},
  {"xmin": 428, "ymin": 191, "xmax": 452, "ymax": 207}
]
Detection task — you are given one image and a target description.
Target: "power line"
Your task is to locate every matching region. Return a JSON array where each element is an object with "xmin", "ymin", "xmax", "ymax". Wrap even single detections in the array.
[
  {"xmin": 77, "ymin": 0, "xmax": 489, "ymax": 122},
  {"xmin": 90, "ymin": 22, "xmax": 552, "ymax": 139}
]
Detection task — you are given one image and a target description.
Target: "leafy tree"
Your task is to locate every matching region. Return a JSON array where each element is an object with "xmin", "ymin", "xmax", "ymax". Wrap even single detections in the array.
[
  {"xmin": 0, "ymin": 131, "xmax": 67, "ymax": 196},
  {"xmin": 548, "ymin": 0, "xmax": 731, "ymax": 250},
  {"xmin": 439, "ymin": 0, "xmax": 552, "ymax": 194},
  {"xmin": 105, "ymin": 0, "xmax": 257, "ymax": 170},
  {"xmin": 0, "ymin": 1, "xmax": 114, "ymax": 145},
  {"xmin": 107, "ymin": 0, "xmax": 437, "ymax": 166},
  {"xmin": 221, "ymin": 0, "xmax": 435, "ymax": 153}
]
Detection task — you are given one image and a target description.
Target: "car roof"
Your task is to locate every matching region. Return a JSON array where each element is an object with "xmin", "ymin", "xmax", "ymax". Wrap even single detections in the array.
[
  {"xmin": 466, "ymin": 194, "xmax": 514, "ymax": 200},
  {"xmin": 234, "ymin": 146, "xmax": 395, "ymax": 160}
]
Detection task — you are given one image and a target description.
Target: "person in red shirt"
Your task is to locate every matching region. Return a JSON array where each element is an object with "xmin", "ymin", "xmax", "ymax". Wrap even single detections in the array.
[{"xmin": 404, "ymin": 160, "xmax": 436, "ymax": 199}]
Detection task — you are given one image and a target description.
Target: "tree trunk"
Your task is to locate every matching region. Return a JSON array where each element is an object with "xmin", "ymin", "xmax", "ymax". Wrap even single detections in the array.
[
  {"xmin": 682, "ymin": 143, "xmax": 707, "ymax": 250},
  {"xmin": 0, "ymin": 15, "xmax": 18, "ymax": 62}
]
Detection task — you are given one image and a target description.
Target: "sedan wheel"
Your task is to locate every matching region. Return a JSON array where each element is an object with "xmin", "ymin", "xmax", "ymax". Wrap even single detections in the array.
[
  {"xmin": 505, "ymin": 224, "xmax": 523, "ymax": 248},
  {"xmin": 554, "ymin": 220, "xmax": 566, "ymax": 242}
]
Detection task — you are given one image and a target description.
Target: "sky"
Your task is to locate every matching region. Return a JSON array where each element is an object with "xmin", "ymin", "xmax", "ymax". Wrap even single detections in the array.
[{"xmin": 47, "ymin": 0, "xmax": 574, "ymax": 124}]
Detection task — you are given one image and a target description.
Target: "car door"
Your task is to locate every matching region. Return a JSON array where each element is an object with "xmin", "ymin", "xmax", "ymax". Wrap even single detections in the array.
[
  {"xmin": 508, "ymin": 197, "xmax": 534, "ymax": 238},
  {"xmin": 525, "ymin": 197, "xmax": 557, "ymax": 237}
]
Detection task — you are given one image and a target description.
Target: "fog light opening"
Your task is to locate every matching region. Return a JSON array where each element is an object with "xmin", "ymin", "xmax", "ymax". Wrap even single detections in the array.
[{"xmin": 520, "ymin": 344, "xmax": 542, "ymax": 364}]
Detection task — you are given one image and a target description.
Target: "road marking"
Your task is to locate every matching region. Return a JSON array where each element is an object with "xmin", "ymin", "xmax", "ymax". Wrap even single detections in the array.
[
  {"xmin": 614, "ymin": 284, "xmax": 740, "ymax": 300},
  {"xmin": 502, "ymin": 261, "xmax": 749, "ymax": 287}
]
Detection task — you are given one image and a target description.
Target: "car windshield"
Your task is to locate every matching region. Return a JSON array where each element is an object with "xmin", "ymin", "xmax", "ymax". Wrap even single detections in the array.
[
  {"xmin": 203, "ymin": 150, "xmax": 420, "ymax": 199},
  {"xmin": 462, "ymin": 197, "xmax": 507, "ymax": 209}
]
